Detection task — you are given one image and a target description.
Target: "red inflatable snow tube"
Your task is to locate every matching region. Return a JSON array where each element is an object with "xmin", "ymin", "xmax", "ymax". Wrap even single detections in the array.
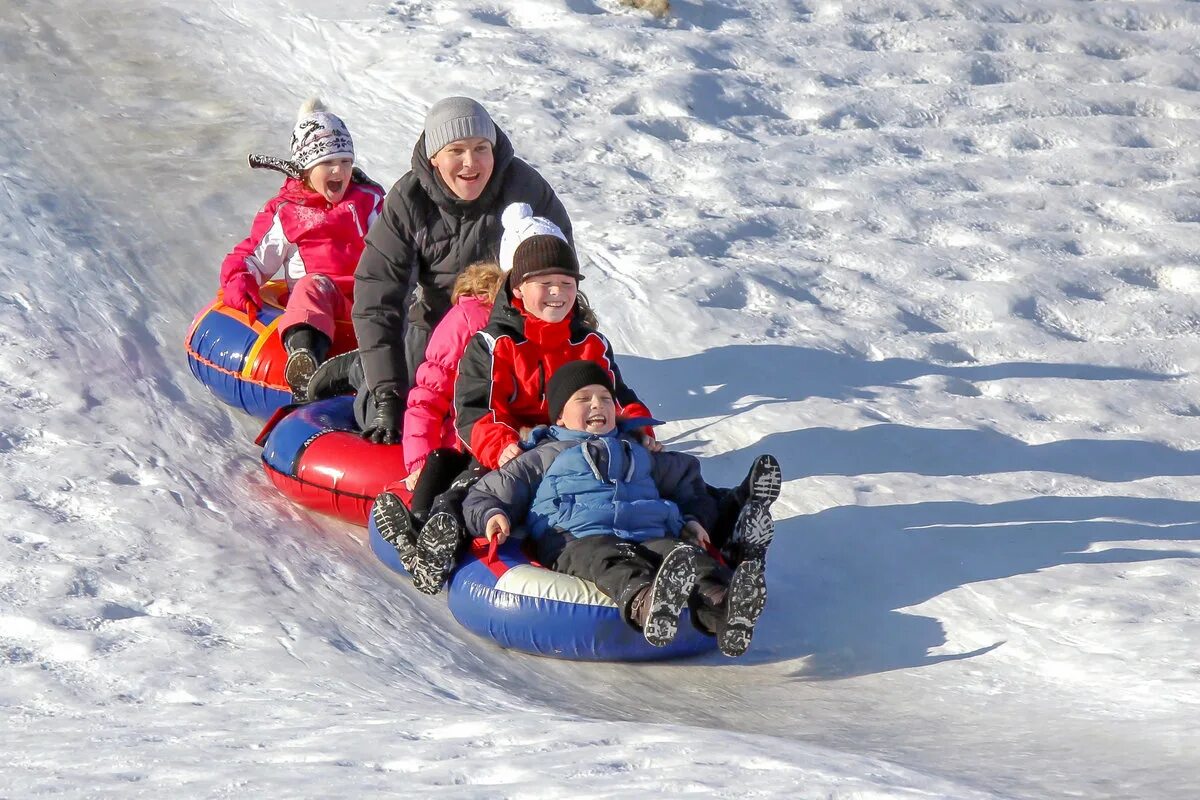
[{"xmin": 259, "ymin": 396, "xmax": 411, "ymax": 525}]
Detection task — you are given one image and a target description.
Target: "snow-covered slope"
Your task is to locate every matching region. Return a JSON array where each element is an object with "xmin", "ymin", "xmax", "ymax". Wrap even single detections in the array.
[{"xmin": 2, "ymin": 1, "xmax": 1199, "ymax": 796}]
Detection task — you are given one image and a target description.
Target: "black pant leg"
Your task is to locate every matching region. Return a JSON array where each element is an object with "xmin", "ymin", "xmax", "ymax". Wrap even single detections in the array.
[
  {"xmin": 707, "ymin": 484, "xmax": 742, "ymax": 550},
  {"xmin": 550, "ymin": 534, "xmax": 659, "ymax": 615},
  {"xmin": 409, "ymin": 449, "xmax": 472, "ymax": 520},
  {"xmin": 429, "ymin": 460, "xmax": 489, "ymax": 528}
]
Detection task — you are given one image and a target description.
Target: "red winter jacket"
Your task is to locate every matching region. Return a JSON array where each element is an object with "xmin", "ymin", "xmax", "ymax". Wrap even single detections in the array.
[
  {"xmin": 402, "ymin": 294, "xmax": 494, "ymax": 472},
  {"xmin": 220, "ymin": 177, "xmax": 385, "ymax": 298},
  {"xmin": 454, "ymin": 293, "xmax": 653, "ymax": 470}
]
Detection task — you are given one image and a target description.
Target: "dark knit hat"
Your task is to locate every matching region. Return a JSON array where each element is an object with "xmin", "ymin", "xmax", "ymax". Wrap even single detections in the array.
[
  {"xmin": 547, "ymin": 360, "xmax": 616, "ymax": 424},
  {"xmin": 500, "ymin": 202, "xmax": 582, "ymax": 289}
]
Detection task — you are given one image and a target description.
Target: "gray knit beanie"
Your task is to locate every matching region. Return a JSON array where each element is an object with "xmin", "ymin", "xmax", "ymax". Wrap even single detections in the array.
[{"xmin": 423, "ymin": 97, "xmax": 497, "ymax": 158}]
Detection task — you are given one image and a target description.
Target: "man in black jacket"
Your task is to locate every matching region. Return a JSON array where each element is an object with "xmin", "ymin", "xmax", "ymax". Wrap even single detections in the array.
[{"xmin": 350, "ymin": 97, "xmax": 573, "ymax": 443}]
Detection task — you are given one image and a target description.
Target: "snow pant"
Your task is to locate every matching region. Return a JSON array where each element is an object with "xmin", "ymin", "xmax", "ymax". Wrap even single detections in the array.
[
  {"xmin": 534, "ymin": 532, "xmax": 732, "ymax": 632},
  {"xmin": 279, "ymin": 273, "xmax": 352, "ymax": 342},
  {"xmin": 407, "ymin": 448, "xmax": 473, "ymax": 522}
]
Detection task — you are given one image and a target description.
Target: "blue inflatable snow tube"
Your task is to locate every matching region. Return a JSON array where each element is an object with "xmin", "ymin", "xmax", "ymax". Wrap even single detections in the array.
[{"xmin": 368, "ymin": 515, "xmax": 718, "ymax": 662}]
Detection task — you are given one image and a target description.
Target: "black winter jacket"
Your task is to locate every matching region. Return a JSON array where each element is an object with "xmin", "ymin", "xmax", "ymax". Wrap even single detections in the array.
[{"xmin": 352, "ymin": 128, "xmax": 573, "ymax": 398}]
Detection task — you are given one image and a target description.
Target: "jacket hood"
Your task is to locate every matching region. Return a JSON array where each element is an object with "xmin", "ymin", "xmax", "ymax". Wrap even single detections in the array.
[
  {"xmin": 530, "ymin": 420, "xmax": 664, "ymax": 448},
  {"xmin": 411, "ymin": 126, "xmax": 516, "ymax": 215}
]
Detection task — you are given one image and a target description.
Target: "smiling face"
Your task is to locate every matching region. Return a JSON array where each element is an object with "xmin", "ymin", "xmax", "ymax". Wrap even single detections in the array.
[
  {"xmin": 557, "ymin": 384, "xmax": 617, "ymax": 435},
  {"xmin": 512, "ymin": 274, "xmax": 578, "ymax": 323},
  {"xmin": 305, "ymin": 157, "xmax": 353, "ymax": 204},
  {"xmin": 429, "ymin": 136, "xmax": 495, "ymax": 202}
]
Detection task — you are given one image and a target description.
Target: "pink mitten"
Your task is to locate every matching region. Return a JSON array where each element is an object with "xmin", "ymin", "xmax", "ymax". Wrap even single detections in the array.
[{"xmin": 222, "ymin": 271, "xmax": 262, "ymax": 314}]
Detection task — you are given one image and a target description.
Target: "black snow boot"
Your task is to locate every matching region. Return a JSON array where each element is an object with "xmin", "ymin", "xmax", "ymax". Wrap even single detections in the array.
[
  {"xmin": 412, "ymin": 511, "xmax": 463, "ymax": 595},
  {"xmin": 738, "ymin": 454, "xmax": 782, "ymax": 508},
  {"xmin": 716, "ymin": 559, "xmax": 767, "ymax": 657},
  {"xmin": 630, "ymin": 544, "xmax": 699, "ymax": 647},
  {"xmin": 282, "ymin": 325, "xmax": 331, "ymax": 401},
  {"xmin": 729, "ymin": 499, "xmax": 775, "ymax": 563},
  {"xmin": 305, "ymin": 350, "xmax": 363, "ymax": 402},
  {"xmin": 372, "ymin": 491, "xmax": 420, "ymax": 575}
]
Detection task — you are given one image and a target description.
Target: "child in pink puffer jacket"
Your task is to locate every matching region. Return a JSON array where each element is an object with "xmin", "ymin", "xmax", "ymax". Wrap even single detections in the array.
[
  {"xmin": 398, "ymin": 260, "xmax": 505, "ymax": 520},
  {"xmin": 219, "ymin": 98, "xmax": 384, "ymax": 397}
]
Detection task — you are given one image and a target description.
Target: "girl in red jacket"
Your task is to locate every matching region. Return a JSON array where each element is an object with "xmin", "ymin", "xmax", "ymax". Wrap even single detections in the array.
[{"xmin": 219, "ymin": 98, "xmax": 385, "ymax": 397}]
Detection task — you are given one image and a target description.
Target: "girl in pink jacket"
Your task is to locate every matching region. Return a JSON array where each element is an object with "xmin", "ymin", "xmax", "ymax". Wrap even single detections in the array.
[
  {"xmin": 219, "ymin": 98, "xmax": 385, "ymax": 397},
  {"xmin": 398, "ymin": 261, "xmax": 505, "ymax": 520}
]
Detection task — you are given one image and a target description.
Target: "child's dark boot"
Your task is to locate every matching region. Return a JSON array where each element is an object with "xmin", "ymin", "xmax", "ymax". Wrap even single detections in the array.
[
  {"xmin": 282, "ymin": 324, "xmax": 332, "ymax": 401},
  {"xmin": 738, "ymin": 454, "xmax": 781, "ymax": 508},
  {"xmin": 412, "ymin": 511, "xmax": 463, "ymax": 595},
  {"xmin": 305, "ymin": 350, "xmax": 363, "ymax": 402},
  {"xmin": 729, "ymin": 499, "xmax": 775, "ymax": 563},
  {"xmin": 372, "ymin": 491, "xmax": 420, "ymax": 575},
  {"xmin": 632, "ymin": 544, "xmax": 699, "ymax": 647},
  {"xmin": 716, "ymin": 559, "xmax": 767, "ymax": 657}
]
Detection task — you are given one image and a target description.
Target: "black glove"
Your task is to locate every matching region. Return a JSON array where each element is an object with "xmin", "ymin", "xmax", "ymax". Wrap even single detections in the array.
[{"xmin": 361, "ymin": 387, "xmax": 404, "ymax": 445}]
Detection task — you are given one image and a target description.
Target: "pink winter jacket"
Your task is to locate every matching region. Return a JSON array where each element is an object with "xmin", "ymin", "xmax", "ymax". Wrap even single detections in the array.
[
  {"xmin": 402, "ymin": 295, "xmax": 494, "ymax": 472},
  {"xmin": 219, "ymin": 177, "xmax": 385, "ymax": 298}
]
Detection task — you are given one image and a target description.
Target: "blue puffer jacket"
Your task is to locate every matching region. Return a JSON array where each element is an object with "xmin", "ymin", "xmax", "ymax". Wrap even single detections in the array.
[
  {"xmin": 463, "ymin": 423, "xmax": 718, "ymax": 543},
  {"xmin": 527, "ymin": 427, "xmax": 684, "ymax": 541}
]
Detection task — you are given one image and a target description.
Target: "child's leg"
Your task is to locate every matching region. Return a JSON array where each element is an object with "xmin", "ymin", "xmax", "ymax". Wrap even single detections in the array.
[
  {"xmin": 371, "ymin": 491, "xmax": 419, "ymax": 574},
  {"xmin": 662, "ymin": 532, "xmax": 769, "ymax": 657},
  {"xmin": 713, "ymin": 454, "xmax": 781, "ymax": 562},
  {"xmin": 409, "ymin": 449, "xmax": 472, "ymax": 521},
  {"xmin": 278, "ymin": 273, "xmax": 350, "ymax": 345},
  {"xmin": 717, "ymin": 559, "xmax": 768, "ymax": 657},
  {"xmin": 643, "ymin": 538, "xmax": 730, "ymax": 635},
  {"xmin": 549, "ymin": 535, "xmax": 699, "ymax": 646},
  {"xmin": 412, "ymin": 461, "xmax": 490, "ymax": 595},
  {"xmin": 279, "ymin": 274, "xmax": 348, "ymax": 396}
]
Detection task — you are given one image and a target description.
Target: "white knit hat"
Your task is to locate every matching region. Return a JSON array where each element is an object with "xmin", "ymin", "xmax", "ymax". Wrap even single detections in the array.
[
  {"xmin": 499, "ymin": 203, "xmax": 581, "ymax": 287},
  {"xmin": 290, "ymin": 98, "xmax": 355, "ymax": 171}
]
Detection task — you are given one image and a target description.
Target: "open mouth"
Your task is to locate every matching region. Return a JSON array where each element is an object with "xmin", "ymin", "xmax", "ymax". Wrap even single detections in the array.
[
  {"xmin": 325, "ymin": 179, "xmax": 344, "ymax": 195},
  {"xmin": 586, "ymin": 414, "xmax": 608, "ymax": 426},
  {"xmin": 457, "ymin": 172, "xmax": 480, "ymax": 183}
]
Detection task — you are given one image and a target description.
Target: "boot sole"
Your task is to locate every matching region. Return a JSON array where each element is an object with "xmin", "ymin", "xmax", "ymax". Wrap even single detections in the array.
[
  {"xmin": 372, "ymin": 492, "xmax": 419, "ymax": 573},
  {"xmin": 643, "ymin": 545, "xmax": 699, "ymax": 647},
  {"xmin": 731, "ymin": 500, "xmax": 775, "ymax": 562},
  {"xmin": 747, "ymin": 454, "xmax": 782, "ymax": 506},
  {"xmin": 284, "ymin": 350, "xmax": 318, "ymax": 400},
  {"xmin": 719, "ymin": 559, "xmax": 767, "ymax": 657},
  {"xmin": 413, "ymin": 512, "xmax": 461, "ymax": 595}
]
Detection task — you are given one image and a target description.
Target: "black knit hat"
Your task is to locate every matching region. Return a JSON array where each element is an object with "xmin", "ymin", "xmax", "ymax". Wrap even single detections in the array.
[
  {"xmin": 547, "ymin": 360, "xmax": 616, "ymax": 424},
  {"xmin": 508, "ymin": 236, "xmax": 582, "ymax": 289}
]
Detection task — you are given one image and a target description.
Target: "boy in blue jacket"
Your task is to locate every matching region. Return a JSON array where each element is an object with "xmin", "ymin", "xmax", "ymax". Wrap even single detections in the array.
[{"xmin": 462, "ymin": 360, "xmax": 776, "ymax": 657}]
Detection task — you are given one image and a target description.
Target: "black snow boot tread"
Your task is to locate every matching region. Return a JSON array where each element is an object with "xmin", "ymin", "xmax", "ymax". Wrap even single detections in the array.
[
  {"xmin": 284, "ymin": 349, "xmax": 319, "ymax": 400},
  {"xmin": 642, "ymin": 544, "xmax": 700, "ymax": 647},
  {"xmin": 372, "ymin": 492, "xmax": 419, "ymax": 574},
  {"xmin": 718, "ymin": 558, "xmax": 767, "ymax": 657},
  {"xmin": 730, "ymin": 500, "xmax": 775, "ymax": 563},
  {"xmin": 744, "ymin": 454, "xmax": 782, "ymax": 507},
  {"xmin": 413, "ymin": 511, "xmax": 462, "ymax": 595}
]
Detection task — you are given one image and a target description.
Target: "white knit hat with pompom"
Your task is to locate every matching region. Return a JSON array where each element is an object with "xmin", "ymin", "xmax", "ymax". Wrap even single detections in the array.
[
  {"xmin": 290, "ymin": 98, "xmax": 355, "ymax": 170},
  {"xmin": 499, "ymin": 202, "xmax": 581, "ymax": 287}
]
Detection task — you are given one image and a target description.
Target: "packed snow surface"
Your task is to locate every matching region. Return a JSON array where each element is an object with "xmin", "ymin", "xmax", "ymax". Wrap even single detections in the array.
[{"xmin": 3, "ymin": 0, "xmax": 1199, "ymax": 796}]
